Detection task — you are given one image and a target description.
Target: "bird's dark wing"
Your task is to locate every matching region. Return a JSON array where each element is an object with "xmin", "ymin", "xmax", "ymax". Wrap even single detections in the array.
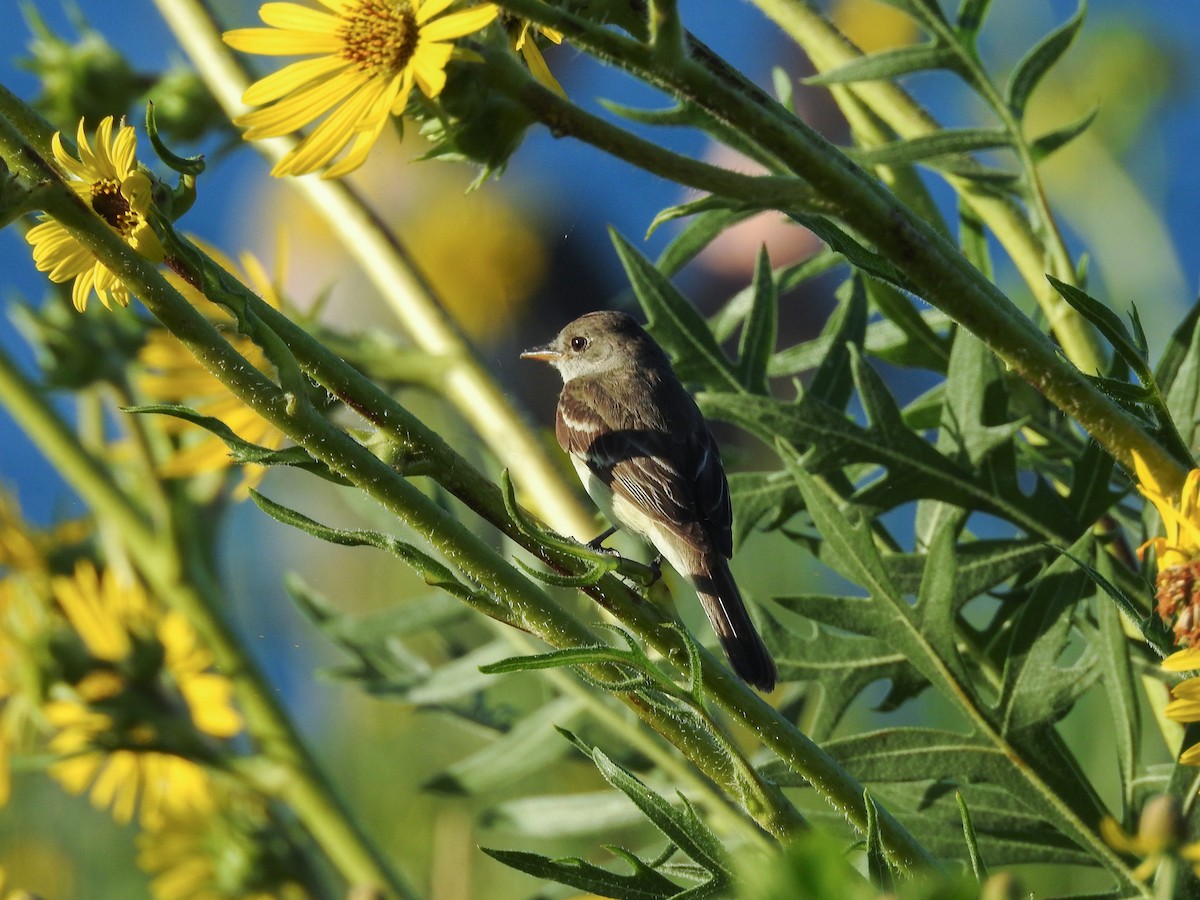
[{"xmin": 557, "ymin": 381, "xmax": 732, "ymax": 557}]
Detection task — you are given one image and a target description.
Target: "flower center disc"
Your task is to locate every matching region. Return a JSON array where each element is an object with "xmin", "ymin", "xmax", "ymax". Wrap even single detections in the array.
[
  {"xmin": 339, "ymin": 0, "xmax": 420, "ymax": 77},
  {"xmin": 90, "ymin": 180, "xmax": 136, "ymax": 236}
]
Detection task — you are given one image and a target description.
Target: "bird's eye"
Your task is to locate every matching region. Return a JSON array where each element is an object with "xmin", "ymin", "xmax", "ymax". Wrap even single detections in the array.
[{"xmin": 569, "ymin": 336, "xmax": 588, "ymax": 352}]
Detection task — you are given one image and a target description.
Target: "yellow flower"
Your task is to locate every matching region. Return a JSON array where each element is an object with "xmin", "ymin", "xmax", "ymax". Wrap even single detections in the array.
[
  {"xmin": 136, "ymin": 247, "xmax": 287, "ymax": 498},
  {"xmin": 45, "ymin": 696, "xmax": 214, "ymax": 829},
  {"xmin": 137, "ymin": 798, "xmax": 309, "ymax": 900},
  {"xmin": 225, "ymin": 0, "xmax": 499, "ymax": 178},
  {"xmin": 25, "ymin": 116, "xmax": 164, "ymax": 311},
  {"xmin": 52, "ymin": 561, "xmax": 152, "ymax": 663},
  {"xmin": 1163, "ymin": 646, "xmax": 1200, "ymax": 766},
  {"xmin": 1133, "ymin": 452, "xmax": 1200, "ymax": 647},
  {"xmin": 0, "ymin": 579, "xmax": 52, "ymax": 807},
  {"xmin": 159, "ymin": 612, "xmax": 242, "ymax": 739},
  {"xmin": 512, "ymin": 20, "xmax": 564, "ymax": 97},
  {"xmin": 1133, "ymin": 451, "xmax": 1200, "ymax": 573}
]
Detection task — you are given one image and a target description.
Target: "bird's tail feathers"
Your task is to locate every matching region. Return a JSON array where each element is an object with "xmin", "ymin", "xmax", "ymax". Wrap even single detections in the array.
[{"xmin": 692, "ymin": 555, "xmax": 777, "ymax": 692}]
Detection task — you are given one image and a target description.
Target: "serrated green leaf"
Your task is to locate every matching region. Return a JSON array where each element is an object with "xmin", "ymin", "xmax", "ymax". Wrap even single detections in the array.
[
  {"xmin": 849, "ymin": 128, "xmax": 1011, "ymax": 168},
  {"xmin": 882, "ymin": 540, "xmax": 1049, "ymax": 606},
  {"xmin": 1006, "ymin": 1, "xmax": 1086, "ymax": 120},
  {"xmin": 481, "ymin": 847, "xmax": 683, "ymax": 899},
  {"xmin": 1047, "ymin": 275, "xmax": 1149, "ymax": 381},
  {"xmin": 998, "ymin": 535, "xmax": 1093, "ymax": 733},
  {"xmin": 737, "ymin": 247, "xmax": 777, "ymax": 394},
  {"xmin": 485, "ymin": 790, "xmax": 654, "ymax": 838},
  {"xmin": 768, "ymin": 308, "xmax": 950, "ymax": 377},
  {"xmin": 806, "ymin": 44, "xmax": 958, "ymax": 86},
  {"xmin": 610, "ymin": 229, "xmax": 741, "ymax": 393},
  {"xmin": 825, "ymin": 729, "xmax": 1007, "ymax": 783},
  {"xmin": 863, "ymin": 281, "xmax": 951, "ymax": 370},
  {"xmin": 592, "ymin": 750, "xmax": 732, "ymax": 879},
  {"xmin": 1029, "ymin": 106, "xmax": 1098, "ymax": 162},
  {"xmin": 424, "ymin": 697, "xmax": 584, "ymax": 796},
  {"xmin": 728, "ymin": 471, "xmax": 802, "ymax": 545}
]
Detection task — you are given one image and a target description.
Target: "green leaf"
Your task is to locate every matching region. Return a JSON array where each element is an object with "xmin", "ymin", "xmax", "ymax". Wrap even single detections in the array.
[
  {"xmin": 728, "ymin": 470, "xmax": 802, "ymax": 545},
  {"xmin": 1005, "ymin": 1, "xmax": 1086, "ymax": 120},
  {"xmin": 1029, "ymin": 106, "xmax": 1098, "ymax": 162},
  {"xmin": 610, "ymin": 229, "xmax": 741, "ymax": 393},
  {"xmin": 825, "ymin": 729, "xmax": 1008, "ymax": 783},
  {"xmin": 249, "ymin": 490, "xmax": 478, "ymax": 602},
  {"xmin": 424, "ymin": 697, "xmax": 584, "ymax": 795},
  {"xmin": 1046, "ymin": 275, "xmax": 1149, "ymax": 380},
  {"xmin": 848, "ymin": 128, "xmax": 1011, "ymax": 168},
  {"xmin": 864, "ymin": 792, "xmax": 894, "ymax": 893},
  {"xmin": 789, "ymin": 214, "xmax": 916, "ymax": 293},
  {"xmin": 656, "ymin": 208, "xmax": 758, "ymax": 278},
  {"xmin": 485, "ymin": 790, "xmax": 653, "ymax": 838},
  {"xmin": 123, "ymin": 403, "xmax": 348, "ymax": 483},
  {"xmin": 956, "ymin": 0, "xmax": 994, "ymax": 42},
  {"xmin": 997, "ymin": 534, "xmax": 1095, "ymax": 733},
  {"xmin": 881, "ymin": 540, "xmax": 1049, "ymax": 608},
  {"xmin": 646, "ymin": 195, "xmax": 763, "ymax": 239},
  {"xmin": 807, "ymin": 275, "xmax": 867, "ymax": 409},
  {"xmin": 1094, "ymin": 563, "xmax": 1140, "ymax": 815},
  {"xmin": 710, "ymin": 250, "xmax": 845, "ymax": 344},
  {"xmin": 480, "ymin": 847, "xmax": 683, "ymax": 899},
  {"xmin": 592, "ymin": 749, "xmax": 732, "ymax": 881},
  {"xmin": 806, "ymin": 44, "xmax": 958, "ymax": 86},
  {"xmin": 956, "ymin": 791, "xmax": 988, "ymax": 882},
  {"xmin": 1163, "ymin": 298, "xmax": 1200, "ymax": 455},
  {"xmin": 736, "ymin": 247, "xmax": 777, "ymax": 394}
]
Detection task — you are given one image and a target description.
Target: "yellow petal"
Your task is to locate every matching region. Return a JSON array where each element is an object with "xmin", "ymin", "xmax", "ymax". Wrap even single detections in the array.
[
  {"xmin": 259, "ymin": 1, "xmax": 339, "ymax": 32},
  {"xmin": 419, "ymin": 5, "xmax": 498, "ymax": 42},
  {"xmin": 223, "ymin": 26, "xmax": 341, "ymax": 55},
  {"xmin": 411, "ymin": 41, "xmax": 454, "ymax": 97},
  {"xmin": 416, "ymin": 0, "xmax": 455, "ymax": 23},
  {"xmin": 273, "ymin": 77, "xmax": 385, "ymax": 175},
  {"xmin": 237, "ymin": 67, "xmax": 364, "ymax": 138},
  {"xmin": 1163, "ymin": 648, "xmax": 1200, "ymax": 672},
  {"xmin": 243, "ymin": 53, "xmax": 350, "ymax": 106}
]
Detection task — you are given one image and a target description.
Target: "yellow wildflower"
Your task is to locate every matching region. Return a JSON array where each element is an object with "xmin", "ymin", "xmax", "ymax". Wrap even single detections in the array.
[
  {"xmin": 512, "ymin": 19, "xmax": 564, "ymax": 97},
  {"xmin": 136, "ymin": 797, "xmax": 308, "ymax": 900},
  {"xmin": 1164, "ymin": 646, "xmax": 1200, "ymax": 766},
  {"xmin": 225, "ymin": 0, "xmax": 499, "ymax": 178},
  {"xmin": 52, "ymin": 560, "xmax": 152, "ymax": 662},
  {"xmin": 1101, "ymin": 795, "xmax": 1191, "ymax": 881},
  {"xmin": 159, "ymin": 612, "xmax": 242, "ymax": 739},
  {"xmin": 45, "ymin": 695, "xmax": 214, "ymax": 829},
  {"xmin": 25, "ymin": 116, "xmax": 164, "ymax": 311},
  {"xmin": 1132, "ymin": 452, "xmax": 1200, "ymax": 647},
  {"xmin": 136, "ymin": 247, "xmax": 287, "ymax": 497}
]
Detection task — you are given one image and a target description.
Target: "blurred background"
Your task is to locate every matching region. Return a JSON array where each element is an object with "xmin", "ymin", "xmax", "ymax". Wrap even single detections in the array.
[{"xmin": 0, "ymin": 0, "xmax": 1197, "ymax": 896}]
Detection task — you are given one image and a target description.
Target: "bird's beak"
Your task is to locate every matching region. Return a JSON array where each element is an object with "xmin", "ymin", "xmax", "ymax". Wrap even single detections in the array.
[{"xmin": 520, "ymin": 344, "xmax": 560, "ymax": 362}]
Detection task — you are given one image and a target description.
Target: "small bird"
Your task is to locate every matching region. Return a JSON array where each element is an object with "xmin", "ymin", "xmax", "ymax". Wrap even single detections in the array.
[{"xmin": 521, "ymin": 311, "xmax": 777, "ymax": 691}]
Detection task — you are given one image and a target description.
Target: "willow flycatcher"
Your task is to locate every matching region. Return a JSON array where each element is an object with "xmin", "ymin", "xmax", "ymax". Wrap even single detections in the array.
[{"xmin": 522, "ymin": 311, "xmax": 777, "ymax": 691}]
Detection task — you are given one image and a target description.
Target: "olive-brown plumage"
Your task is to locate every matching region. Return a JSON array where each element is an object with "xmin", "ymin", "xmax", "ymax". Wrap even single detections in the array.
[{"xmin": 522, "ymin": 311, "xmax": 777, "ymax": 691}]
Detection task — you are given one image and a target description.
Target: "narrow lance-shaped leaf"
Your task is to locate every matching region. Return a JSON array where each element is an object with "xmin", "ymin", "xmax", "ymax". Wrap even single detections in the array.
[
  {"xmin": 480, "ymin": 847, "xmax": 682, "ymax": 899},
  {"xmin": 737, "ymin": 246, "xmax": 777, "ymax": 394},
  {"xmin": 1029, "ymin": 106, "xmax": 1098, "ymax": 162},
  {"xmin": 849, "ymin": 128, "xmax": 1011, "ymax": 168},
  {"xmin": 806, "ymin": 43, "xmax": 959, "ymax": 86},
  {"xmin": 1006, "ymin": 1, "xmax": 1086, "ymax": 119}
]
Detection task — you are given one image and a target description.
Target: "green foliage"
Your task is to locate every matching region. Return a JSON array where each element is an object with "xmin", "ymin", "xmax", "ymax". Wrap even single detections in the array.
[{"xmin": 2, "ymin": 1, "xmax": 1197, "ymax": 898}]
